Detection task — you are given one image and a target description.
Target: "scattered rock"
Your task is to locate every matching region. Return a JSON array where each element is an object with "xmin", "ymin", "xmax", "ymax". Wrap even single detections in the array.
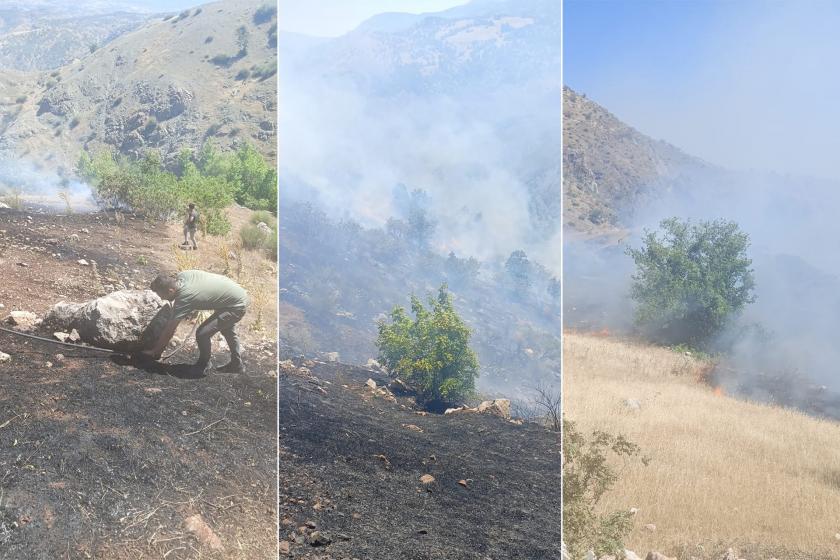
[
  {"xmin": 54, "ymin": 354, "xmax": 65, "ymax": 363},
  {"xmin": 624, "ymin": 398, "xmax": 642, "ymax": 411},
  {"xmin": 68, "ymin": 329, "xmax": 80, "ymax": 342},
  {"xmin": 366, "ymin": 358, "xmax": 381, "ymax": 370},
  {"xmin": 458, "ymin": 479, "xmax": 468, "ymax": 487},
  {"xmin": 646, "ymin": 553, "xmax": 672, "ymax": 560},
  {"xmin": 325, "ymin": 351, "xmax": 339, "ymax": 362},
  {"xmin": 629, "ymin": 507, "xmax": 639, "ymax": 515},
  {"xmin": 401, "ymin": 423, "xmax": 423, "ymax": 432},
  {"xmin": 420, "ymin": 474, "xmax": 435, "ymax": 484},
  {"xmin": 77, "ymin": 259, "xmax": 89, "ymax": 266},
  {"xmin": 365, "ymin": 378, "xmax": 377, "ymax": 390},
  {"xmin": 308, "ymin": 531, "xmax": 331, "ymax": 546},
  {"xmin": 477, "ymin": 399, "xmax": 511, "ymax": 419},
  {"xmin": 624, "ymin": 551, "xmax": 643, "ymax": 560},
  {"xmin": 66, "ymin": 233, "xmax": 79, "ymax": 242},
  {"xmin": 644, "ymin": 523, "xmax": 656, "ymax": 532},
  {"xmin": 6, "ymin": 311, "xmax": 38, "ymax": 331},
  {"xmin": 720, "ymin": 548, "xmax": 737, "ymax": 560},
  {"xmin": 279, "ymin": 540, "xmax": 291, "ymax": 555},
  {"xmin": 183, "ymin": 514, "xmax": 223, "ymax": 551},
  {"xmin": 0, "ymin": 351, "xmax": 10, "ymax": 362},
  {"xmin": 0, "ymin": 202, "xmax": 8, "ymax": 209},
  {"xmin": 444, "ymin": 406, "xmax": 473, "ymax": 415},
  {"xmin": 53, "ymin": 332, "xmax": 70, "ymax": 342},
  {"xmin": 388, "ymin": 378, "xmax": 410, "ymax": 393}
]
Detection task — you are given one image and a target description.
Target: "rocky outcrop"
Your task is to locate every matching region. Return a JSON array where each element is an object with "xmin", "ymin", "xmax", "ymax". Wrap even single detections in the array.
[{"xmin": 43, "ymin": 290, "xmax": 171, "ymax": 351}]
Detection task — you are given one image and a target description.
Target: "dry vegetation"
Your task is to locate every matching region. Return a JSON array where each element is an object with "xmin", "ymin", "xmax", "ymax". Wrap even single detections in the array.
[{"xmin": 563, "ymin": 331, "xmax": 840, "ymax": 559}]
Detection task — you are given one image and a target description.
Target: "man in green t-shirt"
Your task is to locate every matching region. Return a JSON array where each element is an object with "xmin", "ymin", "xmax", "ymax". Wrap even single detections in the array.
[{"xmin": 143, "ymin": 270, "xmax": 248, "ymax": 374}]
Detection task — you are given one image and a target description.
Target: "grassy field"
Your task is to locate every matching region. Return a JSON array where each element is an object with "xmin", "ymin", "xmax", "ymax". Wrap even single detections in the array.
[{"xmin": 563, "ymin": 331, "xmax": 840, "ymax": 559}]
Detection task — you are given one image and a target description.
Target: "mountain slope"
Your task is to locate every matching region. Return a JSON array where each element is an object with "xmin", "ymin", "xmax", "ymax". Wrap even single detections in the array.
[
  {"xmin": 1, "ymin": 0, "xmax": 276, "ymax": 173},
  {"xmin": 563, "ymin": 86, "xmax": 707, "ymax": 235}
]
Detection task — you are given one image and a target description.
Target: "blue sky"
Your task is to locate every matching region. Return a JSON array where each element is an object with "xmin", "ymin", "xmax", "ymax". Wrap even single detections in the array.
[
  {"xmin": 565, "ymin": 0, "xmax": 840, "ymax": 181},
  {"xmin": 278, "ymin": 0, "xmax": 469, "ymax": 37}
]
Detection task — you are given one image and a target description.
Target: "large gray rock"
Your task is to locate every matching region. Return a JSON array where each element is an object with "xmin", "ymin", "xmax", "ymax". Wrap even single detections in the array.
[{"xmin": 43, "ymin": 290, "xmax": 171, "ymax": 351}]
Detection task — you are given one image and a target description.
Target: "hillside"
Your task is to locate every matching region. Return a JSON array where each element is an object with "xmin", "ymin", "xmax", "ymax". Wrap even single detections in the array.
[
  {"xmin": 0, "ymin": 0, "xmax": 276, "ymax": 174},
  {"xmin": 279, "ymin": 358, "xmax": 561, "ymax": 559},
  {"xmin": 0, "ymin": 6, "xmax": 151, "ymax": 71},
  {"xmin": 0, "ymin": 203, "xmax": 278, "ymax": 558},
  {"xmin": 563, "ymin": 332, "xmax": 840, "ymax": 560},
  {"xmin": 563, "ymin": 86, "xmax": 706, "ymax": 236}
]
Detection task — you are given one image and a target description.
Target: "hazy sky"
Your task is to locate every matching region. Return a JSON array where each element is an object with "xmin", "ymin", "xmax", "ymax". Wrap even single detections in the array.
[
  {"xmin": 278, "ymin": 0, "xmax": 469, "ymax": 37},
  {"xmin": 565, "ymin": 0, "xmax": 840, "ymax": 182}
]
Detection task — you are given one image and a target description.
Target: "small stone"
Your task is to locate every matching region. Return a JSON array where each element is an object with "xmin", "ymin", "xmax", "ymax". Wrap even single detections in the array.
[
  {"xmin": 0, "ymin": 352, "xmax": 9, "ymax": 362},
  {"xmin": 644, "ymin": 523, "xmax": 656, "ymax": 532},
  {"xmin": 308, "ymin": 531, "xmax": 331, "ymax": 546},
  {"xmin": 45, "ymin": 361, "xmax": 53, "ymax": 368},
  {"xmin": 629, "ymin": 507, "xmax": 639, "ymax": 515},
  {"xmin": 77, "ymin": 259, "xmax": 89, "ymax": 266},
  {"xmin": 279, "ymin": 540, "xmax": 291, "ymax": 555},
  {"xmin": 420, "ymin": 474, "xmax": 435, "ymax": 484},
  {"xmin": 365, "ymin": 378, "xmax": 377, "ymax": 390},
  {"xmin": 624, "ymin": 398, "xmax": 642, "ymax": 410},
  {"xmin": 54, "ymin": 332, "xmax": 70, "ymax": 342},
  {"xmin": 304, "ymin": 520, "xmax": 316, "ymax": 529},
  {"xmin": 458, "ymin": 479, "xmax": 468, "ymax": 487},
  {"xmin": 54, "ymin": 354, "xmax": 65, "ymax": 363},
  {"xmin": 624, "ymin": 551, "xmax": 643, "ymax": 560},
  {"xmin": 835, "ymin": 532, "xmax": 840, "ymax": 540},
  {"xmin": 720, "ymin": 548, "xmax": 737, "ymax": 560},
  {"xmin": 645, "ymin": 553, "xmax": 671, "ymax": 560},
  {"xmin": 68, "ymin": 329, "xmax": 80, "ymax": 342}
]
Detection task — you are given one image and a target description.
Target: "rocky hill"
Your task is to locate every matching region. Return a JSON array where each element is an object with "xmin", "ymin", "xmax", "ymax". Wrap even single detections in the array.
[
  {"xmin": 0, "ymin": 0, "xmax": 276, "ymax": 175},
  {"xmin": 563, "ymin": 86, "xmax": 706, "ymax": 236},
  {"xmin": 0, "ymin": 6, "xmax": 151, "ymax": 71}
]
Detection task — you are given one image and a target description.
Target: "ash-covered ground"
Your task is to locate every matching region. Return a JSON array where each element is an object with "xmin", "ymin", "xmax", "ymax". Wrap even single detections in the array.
[{"xmin": 279, "ymin": 359, "xmax": 561, "ymax": 560}]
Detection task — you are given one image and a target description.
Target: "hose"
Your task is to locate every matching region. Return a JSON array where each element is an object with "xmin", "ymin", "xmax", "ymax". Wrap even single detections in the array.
[{"xmin": 0, "ymin": 325, "xmax": 117, "ymax": 354}]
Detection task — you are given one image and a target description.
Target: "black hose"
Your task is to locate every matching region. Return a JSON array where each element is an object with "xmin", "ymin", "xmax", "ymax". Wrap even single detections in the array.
[{"xmin": 0, "ymin": 325, "xmax": 118, "ymax": 354}]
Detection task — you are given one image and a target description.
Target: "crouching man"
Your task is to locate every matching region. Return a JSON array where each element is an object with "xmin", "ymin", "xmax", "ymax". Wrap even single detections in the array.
[{"xmin": 143, "ymin": 270, "xmax": 249, "ymax": 374}]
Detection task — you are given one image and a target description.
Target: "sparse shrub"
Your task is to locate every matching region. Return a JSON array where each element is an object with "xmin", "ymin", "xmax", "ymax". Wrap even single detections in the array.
[
  {"xmin": 111, "ymin": 97, "xmax": 122, "ymax": 108},
  {"xmin": 253, "ymin": 4, "xmax": 277, "ymax": 25},
  {"xmin": 206, "ymin": 123, "xmax": 222, "ymax": 136},
  {"xmin": 267, "ymin": 23, "xmax": 277, "ymax": 49},
  {"xmin": 50, "ymin": 70, "xmax": 59, "ymax": 78},
  {"xmin": 563, "ymin": 419, "xmax": 645, "ymax": 559},
  {"xmin": 235, "ymin": 68, "xmax": 250, "ymax": 81},
  {"xmin": 143, "ymin": 117, "xmax": 157, "ymax": 134},
  {"xmin": 626, "ymin": 217, "xmax": 756, "ymax": 347},
  {"xmin": 505, "ymin": 249, "xmax": 532, "ymax": 296},
  {"xmin": 210, "ymin": 54, "xmax": 234, "ymax": 67},
  {"xmin": 69, "ymin": 116, "xmax": 80, "ymax": 129},
  {"xmin": 137, "ymin": 255, "xmax": 148, "ymax": 266},
  {"xmin": 45, "ymin": 79, "xmax": 57, "ymax": 89},
  {"xmin": 205, "ymin": 36, "xmax": 213, "ymax": 44},
  {"xmin": 88, "ymin": 43, "xmax": 98, "ymax": 53},
  {"xmin": 251, "ymin": 62, "xmax": 276, "ymax": 80},
  {"xmin": 263, "ymin": 229, "xmax": 277, "ymax": 261},
  {"xmin": 58, "ymin": 191, "xmax": 73, "ymax": 214},
  {"xmin": 240, "ymin": 223, "xmax": 269, "ymax": 250},
  {"xmin": 193, "ymin": 8, "xmax": 202, "ymax": 16},
  {"xmin": 377, "ymin": 285, "xmax": 479, "ymax": 409},
  {"xmin": 250, "ymin": 210, "xmax": 276, "ymax": 227},
  {"xmin": 15, "ymin": 95, "xmax": 26, "ymax": 104},
  {"xmin": 236, "ymin": 25, "xmax": 249, "ymax": 57}
]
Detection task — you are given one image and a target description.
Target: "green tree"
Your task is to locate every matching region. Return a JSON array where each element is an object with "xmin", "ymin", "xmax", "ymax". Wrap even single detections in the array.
[
  {"xmin": 505, "ymin": 249, "xmax": 532, "ymax": 296},
  {"xmin": 626, "ymin": 217, "xmax": 756, "ymax": 347},
  {"xmin": 377, "ymin": 285, "xmax": 479, "ymax": 408},
  {"xmin": 236, "ymin": 25, "xmax": 249, "ymax": 56}
]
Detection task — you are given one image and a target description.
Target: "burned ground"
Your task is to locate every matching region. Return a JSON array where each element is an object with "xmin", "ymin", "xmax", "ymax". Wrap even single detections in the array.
[
  {"xmin": 279, "ymin": 360, "xmax": 561, "ymax": 560},
  {"xmin": 0, "ymin": 206, "xmax": 277, "ymax": 559}
]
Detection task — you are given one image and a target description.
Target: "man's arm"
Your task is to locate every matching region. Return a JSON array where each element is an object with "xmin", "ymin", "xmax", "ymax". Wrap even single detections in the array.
[{"xmin": 141, "ymin": 317, "xmax": 181, "ymax": 359}]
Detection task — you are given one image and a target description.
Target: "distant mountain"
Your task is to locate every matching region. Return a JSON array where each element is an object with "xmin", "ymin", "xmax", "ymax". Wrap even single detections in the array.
[
  {"xmin": 281, "ymin": 0, "xmax": 561, "ymax": 253},
  {"xmin": 563, "ymin": 86, "xmax": 708, "ymax": 236},
  {"xmin": 0, "ymin": 0, "xmax": 276, "ymax": 173},
  {"xmin": 0, "ymin": 7, "xmax": 152, "ymax": 71}
]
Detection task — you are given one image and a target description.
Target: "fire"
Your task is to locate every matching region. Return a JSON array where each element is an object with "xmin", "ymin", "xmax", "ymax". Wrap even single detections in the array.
[{"xmin": 713, "ymin": 386, "xmax": 724, "ymax": 397}]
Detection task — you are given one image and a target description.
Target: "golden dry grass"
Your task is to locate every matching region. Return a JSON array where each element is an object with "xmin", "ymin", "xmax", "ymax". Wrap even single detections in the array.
[{"xmin": 563, "ymin": 332, "xmax": 840, "ymax": 559}]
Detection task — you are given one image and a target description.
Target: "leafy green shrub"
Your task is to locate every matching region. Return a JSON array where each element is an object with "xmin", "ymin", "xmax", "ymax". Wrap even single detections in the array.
[
  {"xmin": 236, "ymin": 26, "xmax": 249, "ymax": 56},
  {"xmin": 251, "ymin": 62, "xmax": 276, "ymax": 80},
  {"xmin": 626, "ymin": 217, "xmax": 756, "ymax": 347},
  {"xmin": 198, "ymin": 142, "xmax": 277, "ymax": 212},
  {"xmin": 563, "ymin": 418, "xmax": 644, "ymax": 559},
  {"xmin": 263, "ymin": 230, "xmax": 277, "ymax": 261},
  {"xmin": 253, "ymin": 4, "xmax": 277, "ymax": 24},
  {"xmin": 377, "ymin": 285, "xmax": 479, "ymax": 409}
]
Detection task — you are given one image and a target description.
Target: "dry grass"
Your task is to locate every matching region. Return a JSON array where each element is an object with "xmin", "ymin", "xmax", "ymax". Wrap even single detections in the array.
[{"xmin": 563, "ymin": 332, "xmax": 840, "ymax": 559}]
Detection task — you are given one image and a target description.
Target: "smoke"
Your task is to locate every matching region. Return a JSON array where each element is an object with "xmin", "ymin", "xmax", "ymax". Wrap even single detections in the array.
[
  {"xmin": 0, "ymin": 159, "xmax": 95, "ymax": 210},
  {"xmin": 565, "ymin": 162, "xmax": 840, "ymax": 416}
]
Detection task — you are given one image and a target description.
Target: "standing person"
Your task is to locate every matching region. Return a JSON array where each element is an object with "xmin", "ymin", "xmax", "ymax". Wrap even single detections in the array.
[
  {"xmin": 182, "ymin": 203, "xmax": 199, "ymax": 250},
  {"xmin": 143, "ymin": 270, "xmax": 248, "ymax": 374}
]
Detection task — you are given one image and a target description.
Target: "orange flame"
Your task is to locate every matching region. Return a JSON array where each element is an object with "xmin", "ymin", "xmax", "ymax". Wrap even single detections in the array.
[{"xmin": 713, "ymin": 386, "xmax": 724, "ymax": 397}]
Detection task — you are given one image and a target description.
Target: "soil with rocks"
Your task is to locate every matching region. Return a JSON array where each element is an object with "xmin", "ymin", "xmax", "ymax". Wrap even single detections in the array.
[
  {"xmin": 0, "ymin": 206, "xmax": 278, "ymax": 559},
  {"xmin": 279, "ymin": 359, "xmax": 561, "ymax": 560}
]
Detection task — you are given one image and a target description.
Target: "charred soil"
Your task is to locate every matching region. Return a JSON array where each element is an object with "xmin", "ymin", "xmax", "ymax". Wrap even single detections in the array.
[{"xmin": 279, "ymin": 360, "xmax": 561, "ymax": 560}]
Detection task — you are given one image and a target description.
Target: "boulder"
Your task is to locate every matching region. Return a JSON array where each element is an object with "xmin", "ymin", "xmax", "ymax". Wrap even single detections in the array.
[
  {"xmin": 646, "ymin": 553, "xmax": 672, "ymax": 560},
  {"xmin": 624, "ymin": 551, "xmax": 643, "ymax": 560},
  {"xmin": 5, "ymin": 311, "xmax": 38, "ymax": 331},
  {"xmin": 477, "ymin": 399, "xmax": 511, "ymax": 419},
  {"xmin": 0, "ymin": 351, "xmax": 10, "ymax": 362},
  {"xmin": 43, "ymin": 290, "xmax": 171, "ymax": 352},
  {"xmin": 325, "ymin": 351, "xmax": 339, "ymax": 362}
]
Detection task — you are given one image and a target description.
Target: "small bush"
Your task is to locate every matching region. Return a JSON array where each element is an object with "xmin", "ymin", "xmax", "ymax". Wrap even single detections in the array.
[
  {"xmin": 563, "ymin": 419, "xmax": 645, "ymax": 559},
  {"xmin": 193, "ymin": 8, "xmax": 202, "ymax": 16},
  {"xmin": 143, "ymin": 117, "xmax": 157, "ymax": 134},
  {"xmin": 89, "ymin": 43, "xmax": 98, "ymax": 53},
  {"xmin": 206, "ymin": 123, "xmax": 222, "ymax": 136},
  {"xmin": 205, "ymin": 36, "xmax": 213, "ymax": 44},
  {"xmin": 263, "ymin": 230, "xmax": 277, "ymax": 261},
  {"xmin": 235, "ymin": 68, "xmax": 250, "ymax": 81},
  {"xmin": 15, "ymin": 95, "xmax": 27, "ymax": 104},
  {"xmin": 209, "ymin": 54, "xmax": 234, "ymax": 67},
  {"xmin": 69, "ymin": 116, "xmax": 80, "ymax": 129},
  {"xmin": 111, "ymin": 97, "xmax": 122, "ymax": 108},
  {"xmin": 377, "ymin": 285, "xmax": 479, "ymax": 409},
  {"xmin": 251, "ymin": 62, "xmax": 276, "ymax": 80},
  {"xmin": 250, "ymin": 210, "xmax": 276, "ymax": 227},
  {"xmin": 253, "ymin": 4, "xmax": 277, "ymax": 25},
  {"xmin": 240, "ymin": 223, "xmax": 270, "ymax": 250}
]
